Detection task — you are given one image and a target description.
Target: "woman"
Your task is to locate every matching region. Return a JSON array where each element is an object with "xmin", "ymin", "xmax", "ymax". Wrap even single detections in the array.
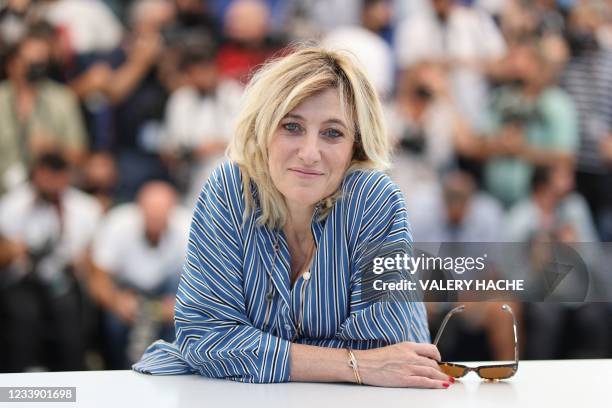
[{"xmin": 133, "ymin": 46, "xmax": 452, "ymax": 388}]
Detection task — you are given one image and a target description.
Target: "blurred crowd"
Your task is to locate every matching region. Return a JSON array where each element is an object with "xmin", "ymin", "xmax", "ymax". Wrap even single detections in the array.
[{"xmin": 1, "ymin": 0, "xmax": 612, "ymax": 372}]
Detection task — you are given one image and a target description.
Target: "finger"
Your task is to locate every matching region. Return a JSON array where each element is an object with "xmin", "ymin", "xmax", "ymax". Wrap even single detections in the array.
[
  {"xmin": 411, "ymin": 343, "xmax": 442, "ymax": 362},
  {"xmin": 413, "ymin": 355, "xmax": 445, "ymax": 372},
  {"xmin": 402, "ymin": 376, "xmax": 449, "ymax": 389},
  {"xmin": 409, "ymin": 365, "xmax": 451, "ymax": 382}
]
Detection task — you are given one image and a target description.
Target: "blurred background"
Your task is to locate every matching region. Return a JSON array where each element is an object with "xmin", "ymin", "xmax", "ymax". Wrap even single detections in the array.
[{"xmin": 1, "ymin": 0, "xmax": 611, "ymax": 372}]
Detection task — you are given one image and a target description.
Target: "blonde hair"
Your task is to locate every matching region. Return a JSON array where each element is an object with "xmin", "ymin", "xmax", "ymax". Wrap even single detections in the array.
[{"xmin": 227, "ymin": 44, "xmax": 391, "ymax": 229}]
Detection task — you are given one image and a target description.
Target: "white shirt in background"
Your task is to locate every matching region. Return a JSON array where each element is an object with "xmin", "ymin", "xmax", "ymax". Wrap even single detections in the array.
[
  {"xmin": 395, "ymin": 5, "xmax": 505, "ymax": 67},
  {"xmin": 43, "ymin": 0, "xmax": 123, "ymax": 54},
  {"xmin": 164, "ymin": 80, "xmax": 243, "ymax": 151},
  {"xmin": 92, "ymin": 203, "xmax": 191, "ymax": 293},
  {"xmin": 0, "ymin": 184, "xmax": 102, "ymax": 283},
  {"xmin": 395, "ymin": 5, "xmax": 506, "ymax": 130},
  {"xmin": 164, "ymin": 79, "xmax": 243, "ymax": 206},
  {"xmin": 322, "ymin": 26, "xmax": 394, "ymax": 101}
]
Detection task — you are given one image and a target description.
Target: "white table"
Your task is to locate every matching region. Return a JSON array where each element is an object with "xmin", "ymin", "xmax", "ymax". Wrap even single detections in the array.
[{"xmin": 0, "ymin": 360, "xmax": 610, "ymax": 407}]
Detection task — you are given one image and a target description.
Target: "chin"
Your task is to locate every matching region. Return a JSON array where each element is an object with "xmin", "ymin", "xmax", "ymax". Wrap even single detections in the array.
[{"xmin": 284, "ymin": 189, "xmax": 323, "ymax": 207}]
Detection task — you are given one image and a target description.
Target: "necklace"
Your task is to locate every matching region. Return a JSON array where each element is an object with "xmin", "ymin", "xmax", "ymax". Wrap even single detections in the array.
[{"xmin": 290, "ymin": 237, "xmax": 316, "ymax": 285}]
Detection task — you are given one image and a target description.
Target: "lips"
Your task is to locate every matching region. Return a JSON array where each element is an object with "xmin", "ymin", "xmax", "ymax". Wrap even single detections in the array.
[{"xmin": 289, "ymin": 167, "xmax": 324, "ymax": 177}]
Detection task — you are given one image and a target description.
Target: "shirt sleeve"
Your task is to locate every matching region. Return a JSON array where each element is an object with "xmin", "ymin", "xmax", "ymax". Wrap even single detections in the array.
[
  {"xmin": 134, "ymin": 163, "xmax": 291, "ymax": 383},
  {"xmin": 335, "ymin": 173, "xmax": 431, "ymax": 346}
]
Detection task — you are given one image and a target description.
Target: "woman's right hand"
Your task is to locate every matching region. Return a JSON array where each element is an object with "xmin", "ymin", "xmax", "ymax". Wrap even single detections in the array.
[{"xmin": 353, "ymin": 342, "xmax": 452, "ymax": 388}]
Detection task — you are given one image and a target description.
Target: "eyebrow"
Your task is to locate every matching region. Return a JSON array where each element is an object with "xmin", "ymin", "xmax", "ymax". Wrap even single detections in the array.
[{"xmin": 283, "ymin": 113, "xmax": 348, "ymax": 129}]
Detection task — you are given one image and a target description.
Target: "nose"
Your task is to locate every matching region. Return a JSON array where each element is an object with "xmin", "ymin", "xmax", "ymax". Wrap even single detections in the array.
[{"xmin": 297, "ymin": 130, "xmax": 321, "ymax": 165}]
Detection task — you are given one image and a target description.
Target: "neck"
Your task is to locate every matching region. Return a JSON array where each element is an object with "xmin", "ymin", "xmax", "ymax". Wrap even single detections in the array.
[
  {"xmin": 533, "ymin": 190, "xmax": 557, "ymax": 213},
  {"xmin": 11, "ymin": 75, "xmax": 33, "ymax": 92},
  {"xmin": 408, "ymin": 99, "xmax": 427, "ymax": 119},
  {"xmin": 145, "ymin": 229, "xmax": 162, "ymax": 247},
  {"xmin": 362, "ymin": 17, "xmax": 380, "ymax": 34},
  {"xmin": 283, "ymin": 201, "xmax": 315, "ymax": 244},
  {"xmin": 522, "ymin": 80, "xmax": 542, "ymax": 97}
]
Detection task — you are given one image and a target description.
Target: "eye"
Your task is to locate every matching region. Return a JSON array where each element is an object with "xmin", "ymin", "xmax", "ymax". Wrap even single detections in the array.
[
  {"xmin": 282, "ymin": 122, "xmax": 303, "ymax": 133},
  {"xmin": 322, "ymin": 128, "xmax": 344, "ymax": 139}
]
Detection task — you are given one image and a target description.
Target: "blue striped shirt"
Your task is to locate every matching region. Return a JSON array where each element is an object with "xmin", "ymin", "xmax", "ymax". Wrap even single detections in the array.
[{"xmin": 133, "ymin": 161, "xmax": 430, "ymax": 383}]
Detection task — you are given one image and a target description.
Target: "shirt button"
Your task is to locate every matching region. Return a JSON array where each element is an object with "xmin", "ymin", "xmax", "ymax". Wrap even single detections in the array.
[
  {"xmin": 303, "ymin": 271, "xmax": 311, "ymax": 281},
  {"xmin": 284, "ymin": 324, "xmax": 292, "ymax": 330},
  {"xmin": 266, "ymin": 293, "xmax": 274, "ymax": 302}
]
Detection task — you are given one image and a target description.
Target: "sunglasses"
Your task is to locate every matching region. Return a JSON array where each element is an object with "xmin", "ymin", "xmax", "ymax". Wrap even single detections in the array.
[{"xmin": 433, "ymin": 304, "xmax": 519, "ymax": 380}]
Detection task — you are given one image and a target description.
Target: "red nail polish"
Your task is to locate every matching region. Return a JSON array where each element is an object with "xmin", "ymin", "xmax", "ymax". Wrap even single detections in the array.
[
  {"xmin": 449, "ymin": 377, "xmax": 455, "ymax": 383},
  {"xmin": 443, "ymin": 382, "xmax": 449, "ymax": 388}
]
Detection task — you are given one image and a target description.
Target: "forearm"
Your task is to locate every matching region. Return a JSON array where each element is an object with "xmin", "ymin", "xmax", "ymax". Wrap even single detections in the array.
[
  {"xmin": 69, "ymin": 75, "xmax": 103, "ymax": 99},
  {"xmin": 106, "ymin": 58, "xmax": 151, "ymax": 104},
  {"xmin": 455, "ymin": 133, "xmax": 497, "ymax": 161},
  {"xmin": 0, "ymin": 241, "xmax": 15, "ymax": 267},
  {"xmin": 0, "ymin": 239, "xmax": 25, "ymax": 268},
  {"xmin": 290, "ymin": 343, "xmax": 356, "ymax": 383},
  {"xmin": 160, "ymin": 295, "xmax": 176, "ymax": 323},
  {"xmin": 89, "ymin": 265, "xmax": 120, "ymax": 310},
  {"xmin": 521, "ymin": 147, "xmax": 574, "ymax": 167},
  {"xmin": 291, "ymin": 341, "xmax": 448, "ymax": 388}
]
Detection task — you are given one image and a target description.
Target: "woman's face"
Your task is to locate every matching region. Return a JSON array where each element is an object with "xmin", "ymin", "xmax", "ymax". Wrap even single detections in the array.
[{"xmin": 268, "ymin": 88, "xmax": 355, "ymax": 209}]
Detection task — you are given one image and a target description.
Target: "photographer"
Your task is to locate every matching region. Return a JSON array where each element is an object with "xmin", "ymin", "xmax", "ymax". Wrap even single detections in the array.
[
  {"xmin": 464, "ymin": 40, "xmax": 579, "ymax": 208},
  {"xmin": 504, "ymin": 163, "xmax": 607, "ymax": 359},
  {"xmin": 388, "ymin": 61, "xmax": 472, "ymax": 199},
  {"xmin": 89, "ymin": 181, "xmax": 190, "ymax": 369},
  {"xmin": 70, "ymin": 0, "xmax": 178, "ymax": 200},
  {"xmin": 394, "ymin": 0, "xmax": 507, "ymax": 130},
  {"xmin": 0, "ymin": 25, "xmax": 87, "ymax": 194},
  {"xmin": 162, "ymin": 35, "xmax": 242, "ymax": 205},
  {"xmin": 561, "ymin": 4, "xmax": 612, "ymax": 241},
  {"xmin": 0, "ymin": 151, "xmax": 102, "ymax": 372}
]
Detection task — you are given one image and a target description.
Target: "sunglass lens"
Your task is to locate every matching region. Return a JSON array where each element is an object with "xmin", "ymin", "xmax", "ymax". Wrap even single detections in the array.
[
  {"xmin": 438, "ymin": 363, "xmax": 467, "ymax": 378},
  {"xmin": 477, "ymin": 365, "xmax": 516, "ymax": 380}
]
